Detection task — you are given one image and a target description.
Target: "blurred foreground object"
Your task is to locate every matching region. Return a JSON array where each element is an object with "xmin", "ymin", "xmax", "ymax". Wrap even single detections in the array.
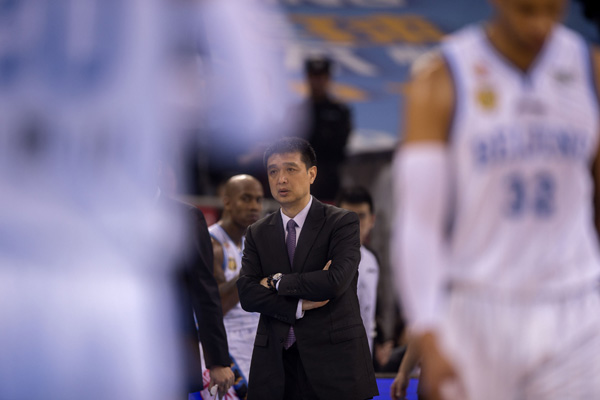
[
  {"xmin": 392, "ymin": 0, "xmax": 600, "ymax": 399},
  {"xmin": 0, "ymin": 0, "xmax": 294, "ymax": 398}
]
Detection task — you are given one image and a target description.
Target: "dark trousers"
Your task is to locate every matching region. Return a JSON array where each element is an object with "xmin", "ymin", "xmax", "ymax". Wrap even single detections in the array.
[{"xmin": 282, "ymin": 343, "xmax": 319, "ymax": 400}]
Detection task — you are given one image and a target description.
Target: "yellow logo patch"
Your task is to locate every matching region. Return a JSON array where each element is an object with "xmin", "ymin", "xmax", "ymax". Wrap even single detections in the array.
[
  {"xmin": 228, "ymin": 257, "xmax": 237, "ymax": 271},
  {"xmin": 476, "ymin": 87, "xmax": 496, "ymax": 110}
]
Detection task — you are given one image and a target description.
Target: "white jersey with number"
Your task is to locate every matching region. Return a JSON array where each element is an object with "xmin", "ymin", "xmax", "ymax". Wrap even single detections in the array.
[{"xmin": 442, "ymin": 24, "xmax": 600, "ymax": 295}]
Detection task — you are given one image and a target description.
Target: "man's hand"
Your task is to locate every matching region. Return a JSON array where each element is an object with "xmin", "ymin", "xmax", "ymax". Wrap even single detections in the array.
[
  {"xmin": 208, "ymin": 365, "xmax": 235, "ymax": 399},
  {"xmin": 417, "ymin": 332, "xmax": 464, "ymax": 400},
  {"xmin": 259, "ymin": 277, "xmax": 269, "ymax": 289},
  {"xmin": 323, "ymin": 260, "xmax": 332, "ymax": 270},
  {"xmin": 390, "ymin": 369, "xmax": 410, "ymax": 400}
]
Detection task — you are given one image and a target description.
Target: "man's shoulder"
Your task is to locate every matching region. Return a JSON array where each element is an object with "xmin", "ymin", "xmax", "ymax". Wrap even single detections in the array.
[
  {"xmin": 208, "ymin": 223, "xmax": 224, "ymax": 242},
  {"xmin": 319, "ymin": 200, "xmax": 343, "ymax": 213},
  {"xmin": 248, "ymin": 210, "xmax": 279, "ymax": 231},
  {"xmin": 318, "ymin": 200, "xmax": 357, "ymax": 222}
]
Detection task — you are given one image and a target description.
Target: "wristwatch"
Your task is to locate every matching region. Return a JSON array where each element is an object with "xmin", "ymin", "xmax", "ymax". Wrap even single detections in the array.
[{"xmin": 270, "ymin": 273, "xmax": 283, "ymax": 290}]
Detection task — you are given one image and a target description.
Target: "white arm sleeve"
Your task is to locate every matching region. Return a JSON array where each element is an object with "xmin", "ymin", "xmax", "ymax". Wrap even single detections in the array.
[{"xmin": 391, "ymin": 142, "xmax": 451, "ymax": 334}]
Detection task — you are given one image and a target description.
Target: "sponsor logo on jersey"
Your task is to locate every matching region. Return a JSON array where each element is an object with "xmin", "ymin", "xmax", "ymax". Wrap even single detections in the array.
[
  {"xmin": 476, "ymin": 86, "xmax": 497, "ymax": 111},
  {"xmin": 228, "ymin": 257, "xmax": 237, "ymax": 271}
]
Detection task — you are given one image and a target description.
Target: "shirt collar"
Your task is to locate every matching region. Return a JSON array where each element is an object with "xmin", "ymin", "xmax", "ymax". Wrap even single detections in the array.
[{"xmin": 280, "ymin": 196, "xmax": 313, "ymax": 232}]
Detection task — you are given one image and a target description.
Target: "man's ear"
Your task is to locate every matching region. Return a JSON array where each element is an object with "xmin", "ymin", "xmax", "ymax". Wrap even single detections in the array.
[
  {"xmin": 308, "ymin": 166, "xmax": 317, "ymax": 184},
  {"xmin": 222, "ymin": 195, "xmax": 231, "ymax": 210}
]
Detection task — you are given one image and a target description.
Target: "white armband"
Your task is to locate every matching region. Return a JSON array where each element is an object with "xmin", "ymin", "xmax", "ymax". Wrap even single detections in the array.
[{"xmin": 391, "ymin": 142, "xmax": 451, "ymax": 334}]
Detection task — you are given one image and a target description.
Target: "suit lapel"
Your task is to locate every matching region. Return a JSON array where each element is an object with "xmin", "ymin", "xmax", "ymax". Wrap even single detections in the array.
[
  {"xmin": 266, "ymin": 211, "xmax": 293, "ymax": 273},
  {"xmin": 293, "ymin": 200, "xmax": 325, "ymax": 272}
]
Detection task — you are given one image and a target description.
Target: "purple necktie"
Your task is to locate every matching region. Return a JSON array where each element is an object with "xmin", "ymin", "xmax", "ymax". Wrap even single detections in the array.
[
  {"xmin": 284, "ymin": 219, "xmax": 297, "ymax": 349},
  {"xmin": 286, "ymin": 219, "xmax": 297, "ymax": 266}
]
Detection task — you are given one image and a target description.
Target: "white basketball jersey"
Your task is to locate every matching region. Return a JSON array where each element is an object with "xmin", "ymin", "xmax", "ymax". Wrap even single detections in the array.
[
  {"xmin": 209, "ymin": 224, "xmax": 259, "ymax": 331},
  {"xmin": 442, "ymin": 24, "xmax": 600, "ymax": 295}
]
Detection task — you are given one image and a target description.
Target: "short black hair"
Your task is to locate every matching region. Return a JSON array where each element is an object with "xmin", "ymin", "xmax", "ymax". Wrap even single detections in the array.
[
  {"xmin": 335, "ymin": 186, "xmax": 374, "ymax": 214},
  {"xmin": 263, "ymin": 137, "xmax": 317, "ymax": 170}
]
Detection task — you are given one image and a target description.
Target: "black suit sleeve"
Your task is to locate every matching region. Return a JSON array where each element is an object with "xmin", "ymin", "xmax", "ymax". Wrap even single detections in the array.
[
  {"xmin": 186, "ymin": 207, "xmax": 231, "ymax": 368},
  {"xmin": 237, "ymin": 224, "xmax": 299, "ymax": 324},
  {"xmin": 278, "ymin": 211, "xmax": 361, "ymax": 301}
]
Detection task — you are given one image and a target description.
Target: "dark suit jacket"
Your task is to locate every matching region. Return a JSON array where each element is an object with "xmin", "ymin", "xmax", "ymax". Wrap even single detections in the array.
[
  {"xmin": 162, "ymin": 197, "xmax": 231, "ymax": 393},
  {"xmin": 237, "ymin": 199, "xmax": 378, "ymax": 400}
]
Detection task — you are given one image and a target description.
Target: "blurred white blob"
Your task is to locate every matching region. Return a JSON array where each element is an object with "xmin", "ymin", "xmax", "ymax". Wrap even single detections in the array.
[
  {"xmin": 199, "ymin": 0, "xmax": 298, "ymax": 160},
  {"xmin": 0, "ymin": 0, "xmax": 185, "ymax": 398},
  {"xmin": 0, "ymin": 0, "xmax": 294, "ymax": 398}
]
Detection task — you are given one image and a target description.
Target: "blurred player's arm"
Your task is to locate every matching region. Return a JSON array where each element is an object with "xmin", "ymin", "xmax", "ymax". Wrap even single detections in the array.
[
  {"xmin": 403, "ymin": 52, "xmax": 451, "ymax": 144},
  {"xmin": 390, "ymin": 339, "xmax": 421, "ymax": 400},
  {"xmin": 392, "ymin": 54, "xmax": 461, "ymax": 400},
  {"xmin": 590, "ymin": 47, "xmax": 600, "ymax": 237},
  {"xmin": 397, "ymin": 54, "xmax": 452, "ymax": 328},
  {"xmin": 211, "ymin": 238, "xmax": 240, "ymax": 315}
]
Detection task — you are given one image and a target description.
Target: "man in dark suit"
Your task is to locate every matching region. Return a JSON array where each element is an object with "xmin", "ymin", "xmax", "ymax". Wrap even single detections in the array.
[
  {"xmin": 159, "ymin": 193, "xmax": 235, "ymax": 398},
  {"xmin": 237, "ymin": 137, "xmax": 378, "ymax": 400}
]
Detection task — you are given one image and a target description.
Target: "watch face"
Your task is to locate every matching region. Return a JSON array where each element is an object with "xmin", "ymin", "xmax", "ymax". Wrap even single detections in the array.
[{"xmin": 273, "ymin": 273, "xmax": 282, "ymax": 280}]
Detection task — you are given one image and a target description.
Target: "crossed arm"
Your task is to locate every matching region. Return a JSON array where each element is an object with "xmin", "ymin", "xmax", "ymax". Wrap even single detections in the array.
[
  {"xmin": 277, "ymin": 212, "xmax": 361, "ymax": 301},
  {"xmin": 237, "ymin": 212, "xmax": 361, "ymax": 322},
  {"xmin": 258, "ymin": 261, "xmax": 332, "ymax": 311}
]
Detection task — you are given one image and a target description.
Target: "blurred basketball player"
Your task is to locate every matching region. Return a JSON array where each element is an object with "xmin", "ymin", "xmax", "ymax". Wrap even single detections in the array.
[{"xmin": 393, "ymin": 0, "xmax": 600, "ymax": 399}]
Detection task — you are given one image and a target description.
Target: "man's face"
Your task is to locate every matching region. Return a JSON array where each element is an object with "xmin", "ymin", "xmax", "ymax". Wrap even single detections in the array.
[
  {"xmin": 307, "ymin": 73, "xmax": 331, "ymax": 99},
  {"xmin": 339, "ymin": 202, "xmax": 374, "ymax": 246},
  {"xmin": 266, "ymin": 152, "xmax": 316, "ymax": 209},
  {"xmin": 225, "ymin": 180, "xmax": 264, "ymax": 229},
  {"xmin": 494, "ymin": 0, "xmax": 565, "ymax": 53}
]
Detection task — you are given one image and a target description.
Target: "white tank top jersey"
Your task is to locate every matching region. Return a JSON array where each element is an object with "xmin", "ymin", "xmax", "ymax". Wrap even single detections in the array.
[
  {"xmin": 441, "ymin": 24, "xmax": 600, "ymax": 296},
  {"xmin": 209, "ymin": 224, "xmax": 260, "ymax": 331}
]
